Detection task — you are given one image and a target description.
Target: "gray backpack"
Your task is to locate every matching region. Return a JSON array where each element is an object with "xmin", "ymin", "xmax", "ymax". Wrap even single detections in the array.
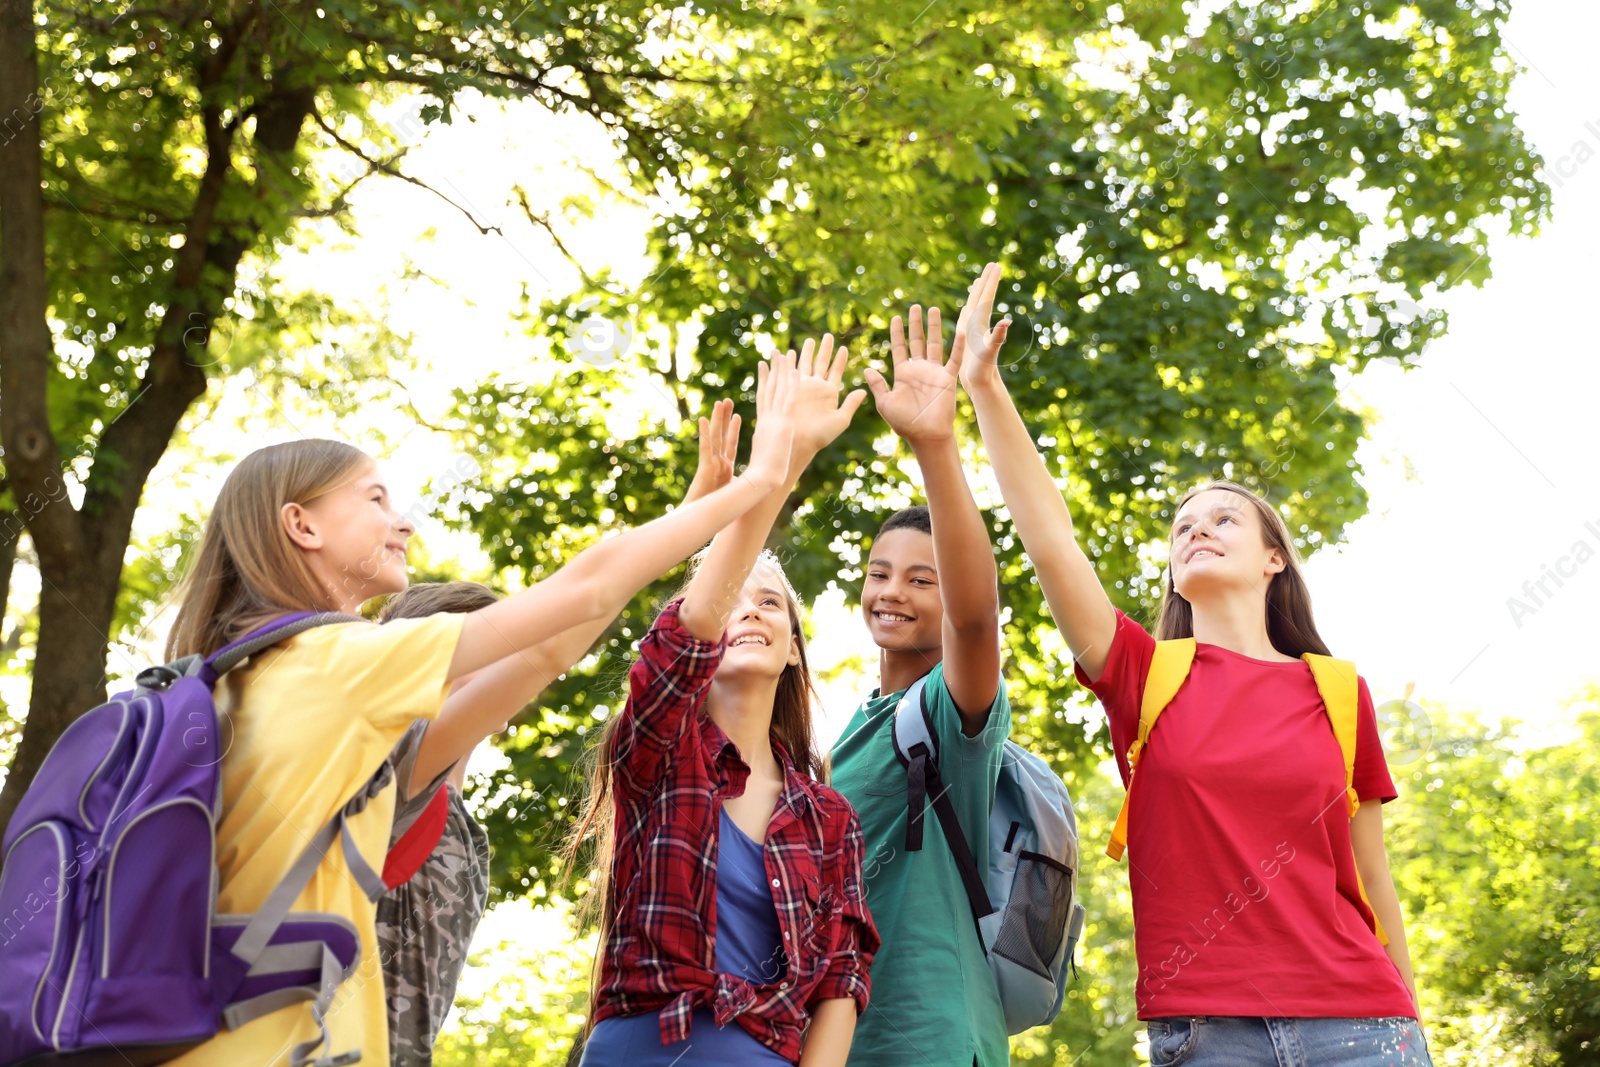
[{"xmin": 892, "ymin": 676, "xmax": 1087, "ymax": 1035}]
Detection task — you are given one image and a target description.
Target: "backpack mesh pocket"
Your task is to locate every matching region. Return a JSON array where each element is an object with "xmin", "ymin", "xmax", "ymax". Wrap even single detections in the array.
[{"xmin": 990, "ymin": 851, "xmax": 1073, "ymax": 979}]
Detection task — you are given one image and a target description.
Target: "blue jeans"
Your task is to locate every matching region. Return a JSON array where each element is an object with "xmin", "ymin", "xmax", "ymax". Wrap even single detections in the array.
[{"xmin": 1147, "ymin": 1016, "xmax": 1434, "ymax": 1067}]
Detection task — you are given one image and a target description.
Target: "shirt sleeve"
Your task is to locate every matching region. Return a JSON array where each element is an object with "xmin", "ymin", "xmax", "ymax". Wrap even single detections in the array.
[
  {"xmin": 297, "ymin": 613, "xmax": 465, "ymax": 734},
  {"xmin": 609, "ymin": 597, "xmax": 725, "ymax": 798},
  {"xmin": 1352, "ymin": 676, "xmax": 1399, "ymax": 803},
  {"xmin": 1071, "ymin": 609, "xmax": 1156, "ymax": 785},
  {"xmin": 925, "ymin": 660, "xmax": 1011, "ymax": 761},
  {"xmin": 809, "ymin": 803, "xmax": 879, "ymax": 1013}
]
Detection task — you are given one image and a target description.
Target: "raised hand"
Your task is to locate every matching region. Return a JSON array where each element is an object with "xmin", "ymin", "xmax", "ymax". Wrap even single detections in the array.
[
  {"xmin": 744, "ymin": 350, "xmax": 799, "ymax": 491},
  {"xmin": 784, "ymin": 333, "xmax": 869, "ymax": 461},
  {"xmin": 863, "ymin": 305, "xmax": 962, "ymax": 446},
  {"xmin": 685, "ymin": 398, "xmax": 741, "ymax": 503},
  {"xmin": 954, "ymin": 261, "xmax": 1013, "ymax": 392}
]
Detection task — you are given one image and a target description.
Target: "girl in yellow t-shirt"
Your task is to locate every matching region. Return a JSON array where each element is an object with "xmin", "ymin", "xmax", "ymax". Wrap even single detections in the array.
[{"xmin": 164, "ymin": 360, "xmax": 798, "ymax": 1067}]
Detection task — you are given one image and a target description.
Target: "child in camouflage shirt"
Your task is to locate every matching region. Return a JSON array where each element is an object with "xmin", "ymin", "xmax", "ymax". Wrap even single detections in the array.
[
  {"xmin": 376, "ymin": 580, "xmax": 616, "ymax": 1064},
  {"xmin": 375, "ymin": 583, "xmax": 500, "ymax": 1066},
  {"xmin": 377, "ymin": 721, "xmax": 492, "ymax": 1064}
]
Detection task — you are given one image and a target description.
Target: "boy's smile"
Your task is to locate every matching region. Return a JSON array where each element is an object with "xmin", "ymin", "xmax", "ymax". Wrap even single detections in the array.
[{"xmin": 861, "ymin": 527, "xmax": 944, "ymax": 653}]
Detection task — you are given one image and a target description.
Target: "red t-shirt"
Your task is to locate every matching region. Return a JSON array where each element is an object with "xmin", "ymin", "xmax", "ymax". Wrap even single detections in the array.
[{"xmin": 1077, "ymin": 611, "xmax": 1416, "ymax": 1020}]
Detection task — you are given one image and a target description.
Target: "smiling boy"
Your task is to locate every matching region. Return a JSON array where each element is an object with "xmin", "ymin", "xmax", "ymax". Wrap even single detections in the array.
[{"xmin": 829, "ymin": 303, "xmax": 1011, "ymax": 1067}]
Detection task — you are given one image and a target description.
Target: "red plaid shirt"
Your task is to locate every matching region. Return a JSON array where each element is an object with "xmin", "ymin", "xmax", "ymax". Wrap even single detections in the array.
[{"xmin": 590, "ymin": 598, "xmax": 879, "ymax": 1061}]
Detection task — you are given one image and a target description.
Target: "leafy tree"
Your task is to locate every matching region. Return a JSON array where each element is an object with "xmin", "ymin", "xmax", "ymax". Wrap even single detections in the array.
[
  {"xmin": 1387, "ymin": 694, "xmax": 1600, "ymax": 1066},
  {"xmin": 0, "ymin": 0, "xmax": 776, "ymax": 833},
  {"xmin": 443, "ymin": 0, "xmax": 1548, "ymax": 897}
]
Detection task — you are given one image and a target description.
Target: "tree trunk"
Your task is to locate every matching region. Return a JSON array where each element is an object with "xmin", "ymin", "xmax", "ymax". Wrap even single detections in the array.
[
  {"xmin": 0, "ymin": 568, "xmax": 122, "ymax": 821},
  {"xmin": 0, "ymin": 0, "xmax": 313, "ymax": 837},
  {"xmin": 0, "ymin": 507, "xmax": 18, "ymax": 642},
  {"xmin": 0, "ymin": 0, "xmax": 82, "ymax": 836}
]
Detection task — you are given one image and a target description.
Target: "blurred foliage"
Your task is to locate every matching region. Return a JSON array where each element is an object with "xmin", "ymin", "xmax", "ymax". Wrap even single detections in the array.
[
  {"xmin": 21, "ymin": 0, "xmax": 731, "ymax": 452},
  {"xmin": 432, "ymin": 901, "xmax": 595, "ymax": 1067},
  {"xmin": 443, "ymin": 0, "xmax": 1548, "ymax": 898},
  {"xmin": 1387, "ymin": 692, "xmax": 1600, "ymax": 1067}
]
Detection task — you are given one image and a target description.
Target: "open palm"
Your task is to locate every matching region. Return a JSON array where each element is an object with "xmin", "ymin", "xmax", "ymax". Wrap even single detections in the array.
[
  {"xmin": 687, "ymin": 397, "xmax": 741, "ymax": 500},
  {"xmin": 785, "ymin": 334, "xmax": 868, "ymax": 458},
  {"xmin": 954, "ymin": 261, "xmax": 1012, "ymax": 392},
  {"xmin": 865, "ymin": 306, "xmax": 962, "ymax": 445}
]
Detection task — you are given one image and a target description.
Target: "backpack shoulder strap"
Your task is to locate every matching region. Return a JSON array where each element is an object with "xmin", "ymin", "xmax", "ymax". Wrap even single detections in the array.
[
  {"xmin": 1302, "ymin": 654, "xmax": 1360, "ymax": 818},
  {"xmin": 204, "ymin": 612, "xmax": 368, "ymax": 681},
  {"xmin": 215, "ymin": 757, "xmax": 397, "ymax": 1065},
  {"xmin": 1108, "ymin": 638, "xmax": 1196, "ymax": 861},
  {"xmin": 1301, "ymin": 653, "xmax": 1390, "ymax": 947},
  {"xmin": 891, "ymin": 675, "xmax": 937, "ymax": 770},
  {"xmin": 892, "ymin": 677, "xmax": 994, "ymax": 920}
]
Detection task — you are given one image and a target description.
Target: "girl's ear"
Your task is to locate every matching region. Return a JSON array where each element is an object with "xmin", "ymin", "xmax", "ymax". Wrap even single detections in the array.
[
  {"xmin": 281, "ymin": 502, "xmax": 322, "ymax": 551},
  {"xmin": 1264, "ymin": 546, "xmax": 1287, "ymax": 576},
  {"xmin": 787, "ymin": 634, "xmax": 802, "ymax": 668}
]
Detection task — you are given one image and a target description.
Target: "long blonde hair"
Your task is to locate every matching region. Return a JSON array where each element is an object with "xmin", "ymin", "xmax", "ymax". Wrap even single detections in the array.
[
  {"xmin": 166, "ymin": 440, "xmax": 372, "ymax": 658},
  {"xmin": 562, "ymin": 554, "xmax": 821, "ymax": 1008},
  {"xmin": 1154, "ymin": 480, "xmax": 1331, "ymax": 657}
]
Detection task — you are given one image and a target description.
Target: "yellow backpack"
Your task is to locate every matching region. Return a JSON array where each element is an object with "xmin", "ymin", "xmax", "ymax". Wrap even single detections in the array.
[{"xmin": 1105, "ymin": 638, "xmax": 1389, "ymax": 945}]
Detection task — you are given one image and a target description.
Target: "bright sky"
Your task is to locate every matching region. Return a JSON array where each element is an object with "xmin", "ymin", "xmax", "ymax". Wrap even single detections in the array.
[
  {"xmin": 1301, "ymin": 0, "xmax": 1600, "ymax": 742},
  {"xmin": 89, "ymin": 0, "xmax": 1594, "ymax": 753}
]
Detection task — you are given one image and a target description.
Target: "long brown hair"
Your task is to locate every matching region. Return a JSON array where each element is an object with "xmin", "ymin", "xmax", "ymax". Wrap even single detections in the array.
[
  {"xmin": 378, "ymin": 580, "xmax": 499, "ymax": 622},
  {"xmin": 166, "ymin": 440, "xmax": 372, "ymax": 659},
  {"xmin": 562, "ymin": 553, "xmax": 822, "ymax": 997},
  {"xmin": 1154, "ymin": 480, "xmax": 1332, "ymax": 658}
]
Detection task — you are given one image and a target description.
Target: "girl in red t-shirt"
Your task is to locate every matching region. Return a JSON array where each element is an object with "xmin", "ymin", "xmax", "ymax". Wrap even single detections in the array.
[{"xmin": 953, "ymin": 264, "xmax": 1432, "ymax": 1066}]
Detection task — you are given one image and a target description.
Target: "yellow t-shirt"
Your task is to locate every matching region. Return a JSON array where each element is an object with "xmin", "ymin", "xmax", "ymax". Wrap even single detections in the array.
[{"xmin": 167, "ymin": 613, "xmax": 465, "ymax": 1067}]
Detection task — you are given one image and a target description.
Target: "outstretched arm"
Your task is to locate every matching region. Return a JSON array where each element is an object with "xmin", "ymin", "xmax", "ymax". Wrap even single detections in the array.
[
  {"xmin": 446, "ymin": 386, "xmax": 795, "ymax": 682},
  {"xmin": 865, "ymin": 306, "xmax": 1000, "ymax": 730},
  {"xmin": 957, "ymin": 262, "xmax": 1116, "ymax": 681},
  {"xmin": 611, "ymin": 346, "xmax": 862, "ymax": 795},
  {"xmin": 408, "ymin": 403, "xmax": 749, "ymax": 794},
  {"xmin": 680, "ymin": 342, "xmax": 866, "ymax": 641}
]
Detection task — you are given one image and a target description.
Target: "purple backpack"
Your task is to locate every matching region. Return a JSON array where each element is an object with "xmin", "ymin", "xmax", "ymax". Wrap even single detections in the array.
[{"xmin": 0, "ymin": 612, "xmax": 391, "ymax": 1067}]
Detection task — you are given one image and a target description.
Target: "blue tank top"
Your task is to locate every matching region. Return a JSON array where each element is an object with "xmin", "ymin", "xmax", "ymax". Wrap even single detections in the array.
[{"xmin": 581, "ymin": 809, "xmax": 791, "ymax": 1065}]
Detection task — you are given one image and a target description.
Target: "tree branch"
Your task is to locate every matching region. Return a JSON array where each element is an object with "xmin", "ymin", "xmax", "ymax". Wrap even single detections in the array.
[
  {"xmin": 311, "ymin": 105, "xmax": 504, "ymax": 235},
  {"xmin": 513, "ymin": 185, "xmax": 594, "ymax": 284},
  {"xmin": 80, "ymin": 56, "xmax": 265, "ymax": 565},
  {"xmin": 372, "ymin": 373, "xmax": 453, "ymax": 434}
]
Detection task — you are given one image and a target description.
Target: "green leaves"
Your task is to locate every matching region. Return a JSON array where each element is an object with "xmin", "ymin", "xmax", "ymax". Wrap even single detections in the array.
[
  {"xmin": 439, "ymin": 0, "xmax": 1547, "ymax": 900},
  {"xmin": 1386, "ymin": 701, "xmax": 1600, "ymax": 1065}
]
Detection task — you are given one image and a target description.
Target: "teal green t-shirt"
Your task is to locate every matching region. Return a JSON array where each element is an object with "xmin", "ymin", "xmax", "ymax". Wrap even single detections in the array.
[{"xmin": 830, "ymin": 661, "xmax": 1011, "ymax": 1067}]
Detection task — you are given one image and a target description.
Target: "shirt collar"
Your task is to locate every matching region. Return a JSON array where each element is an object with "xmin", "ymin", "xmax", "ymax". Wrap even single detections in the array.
[
  {"xmin": 701, "ymin": 719, "xmax": 815, "ymax": 817},
  {"xmin": 701, "ymin": 717, "xmax": 751, "ymax": 798},
  {"xmin": 772, "ymin": 740, "xmax": 817, "ymax": 820}
]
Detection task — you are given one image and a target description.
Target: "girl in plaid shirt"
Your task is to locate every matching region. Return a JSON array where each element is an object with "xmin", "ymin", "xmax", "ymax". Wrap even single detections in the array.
[
  {"xmin": 569, "ymin": 344, "xmax": 880, "ymax": 1067},
  {"xmin": 371, "ymin": 385, "xmax": 815, "ymax": 1065}
]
